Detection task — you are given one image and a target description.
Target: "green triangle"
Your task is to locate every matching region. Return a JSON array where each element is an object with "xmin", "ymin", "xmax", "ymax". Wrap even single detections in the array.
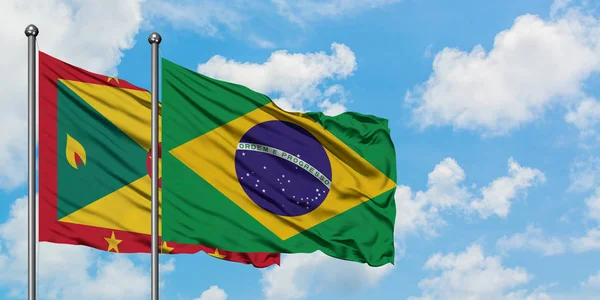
[{"xmin": 56, "ymin": 81, "xmax": 149, "ymax": 219}]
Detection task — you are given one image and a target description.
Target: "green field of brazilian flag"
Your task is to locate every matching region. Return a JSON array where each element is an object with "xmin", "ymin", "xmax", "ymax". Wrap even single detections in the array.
[{"xmin": 161, "ymin": 59, "xmax": 397, "ymax": 266}]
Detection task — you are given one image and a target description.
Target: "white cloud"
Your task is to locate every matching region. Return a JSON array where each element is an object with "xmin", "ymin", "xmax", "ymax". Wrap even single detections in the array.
[
  {"xmin": 394, "ymin": 158, "xmax": 468, "ymax": 237},
  {"xmin": 581, "ymin": 270, "xmax": 600, "ymax": 289},
  {"xmin": 538, "ymin": 270, "xmax": 600, "ymax": 299},
  {"xmin": 194, "ymin": 285, "xmax": 228, "ymax": 300},
  {"xmin": 496, "ymin": 225, "xmax": 566, "ymax": 257},
  {"xmin": 318, "ymin": 99, "xmax": 347, "ymax": 116},
  {"xmin": 550, "ymin": 0, "xmax": 575, "ymax": 17},
  {"xmin": 424, "ymin": 44, "xmax": 434, "ymax": 58},
  {"xmin": 197, "ymin": 43, "xmax": 357, "ymax": 113},
  {"xmin": 564, "ymin": 181, "xmax": 600, "ymax": 252},
  {"xmin": 0, "ymin": 0, "xmax": 145, "ymax": 190},
  {"xmin": 571, "ymin": 228, "xmax": 600, "ymax": 253},
  {"xmin": 144, "ymin": 0, "xmax": 393, "ymax": 45},
  {"xmin": 272, "ymin": 98, "xmax": 302, "ymax": 113},
  {"xmin": 584, "ymin": 188, "xmax": 600, "ymax": 222},
  {"xmin": 565, "ymin": 98, "xmax": 600, "ymax": 137},
  {"xmin": 425, "ymin": 157, "xmax": 472, "ymax": 209},
  {"xmin": 248, "ymin": 35, "xmax": 277, "ymax": 49},
  {"xmin": 409, "ymin": 244, "xmax": 545, "ymax": 300},
  {"xmin": 160, "ymin": 257, "xmax": 176, "ymax": 273},
  {"xmin": 318, "ymin": 84, "xmax": 349, "ymax": 116},
  {"xmin": 566, "ymin": 168, "xmax": 600, "ymax": 254},
  {"xmin": 272, "ymin": 0, "xmax": 401, "ymax": 25},
  {"xmin": 260, "ymin": 251, "xmax": 394, "ymax": 300},
  {"xmin": 395, "ymin": 157, "xmax": 545, "ymax": 237},
  {"xmin": 394, "ymin": 185, "xmax": 446, "ymax": 238},
  {"xmin": 469, "ymin": 158, "xmax": 546, "ymax": 219},
  {"xmin": 406, "ymin": 4, "xmax": 600, "ymax": 136},
  {"xmin": 569, "ymin": 157, "xmax": 600, "ymax": 192},
  {"xmin": 0, "ymin": 195, "xmax": 174, "ymax": 299},
  {"xmin": 143, "ymin": 0, "xmax": 244, "ymax": 37},
  {"xmin": 504, "ymin": 289, "xmax": 553, "ymax": 300}
]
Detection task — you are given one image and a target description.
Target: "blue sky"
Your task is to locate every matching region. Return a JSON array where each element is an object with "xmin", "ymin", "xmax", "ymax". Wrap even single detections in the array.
[{"xmin": 1, "ymin": 0, "xmax": 600, "ymax": 299}]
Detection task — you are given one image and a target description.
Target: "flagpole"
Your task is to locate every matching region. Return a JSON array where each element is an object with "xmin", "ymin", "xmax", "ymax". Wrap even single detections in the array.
[
  {"xmin": 25, "ymin": 24, "xmax": 39, "ymax": 300},
  {"xmin": 149, "ymin": 32, "xmax": 162, "ymax": 300}
]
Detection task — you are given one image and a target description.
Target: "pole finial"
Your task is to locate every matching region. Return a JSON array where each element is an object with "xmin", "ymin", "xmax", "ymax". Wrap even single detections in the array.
[
  {"xmin": 24, "ymin": 24, "xmax": 39, "ymax": 37},
  {"xmin": 148, "ymin": 32, "xmax": 162, "ymax": 45}
]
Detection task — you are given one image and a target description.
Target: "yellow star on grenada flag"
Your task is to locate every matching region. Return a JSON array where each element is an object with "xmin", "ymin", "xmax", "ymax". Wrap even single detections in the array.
[
  {"xmin": 160, "ymin": 242, "xmax": 174, "ymax": 254},
  {"xmin": 208, "ymin": 248, "xmax": 226, "ymax": 259},
  {"xmin": 106, "ymin": 76, "xmax": 119, "ymax": 84},
  {"xmin": 104, "ymin": 231, "xmax": 122, "ymax": 253}
]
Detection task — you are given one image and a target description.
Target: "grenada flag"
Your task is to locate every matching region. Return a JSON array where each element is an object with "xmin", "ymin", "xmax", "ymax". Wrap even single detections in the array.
[{"xmin": 38, "ymin": 51, "xmax": 279, "ymax": 268}]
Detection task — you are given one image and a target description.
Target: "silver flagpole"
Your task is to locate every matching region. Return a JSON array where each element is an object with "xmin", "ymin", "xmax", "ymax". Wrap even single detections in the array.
[
  {"xmin": 25, "ymin": 24, "xmax": 39, "ymax": 300},
  {"xmin": 148, "ymin": 32, "xmax": 162, "ymax": 300}
]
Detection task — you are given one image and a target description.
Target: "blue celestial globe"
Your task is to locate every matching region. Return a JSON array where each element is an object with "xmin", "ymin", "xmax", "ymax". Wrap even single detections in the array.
[{"xmin": 234, "ymin": 120, "xmax": 332, "ymax": 217}]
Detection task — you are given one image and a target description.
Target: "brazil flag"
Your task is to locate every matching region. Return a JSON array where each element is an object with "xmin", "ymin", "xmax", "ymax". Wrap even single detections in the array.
[
  {"xmin": 38, "ymin": 52, "xmax": 280, "ymax": 268},
  {"xmin": 161, "ymin": 58, "xmax": 397, "ymax": 266}
]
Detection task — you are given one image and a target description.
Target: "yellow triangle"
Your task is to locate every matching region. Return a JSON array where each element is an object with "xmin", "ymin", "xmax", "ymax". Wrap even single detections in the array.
[
  {"xmin": 59, "ymin": 175, "xmax": 161, "ymax": 235},
  {"xmin": 59, "ymin": 79, "xmax": 161, "ymax": 151}
]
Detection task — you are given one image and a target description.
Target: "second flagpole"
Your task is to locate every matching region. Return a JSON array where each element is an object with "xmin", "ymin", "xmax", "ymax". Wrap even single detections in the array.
[{"xmin": 149, "ymin": 32, "xmax": 162, "ymax": 300}]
